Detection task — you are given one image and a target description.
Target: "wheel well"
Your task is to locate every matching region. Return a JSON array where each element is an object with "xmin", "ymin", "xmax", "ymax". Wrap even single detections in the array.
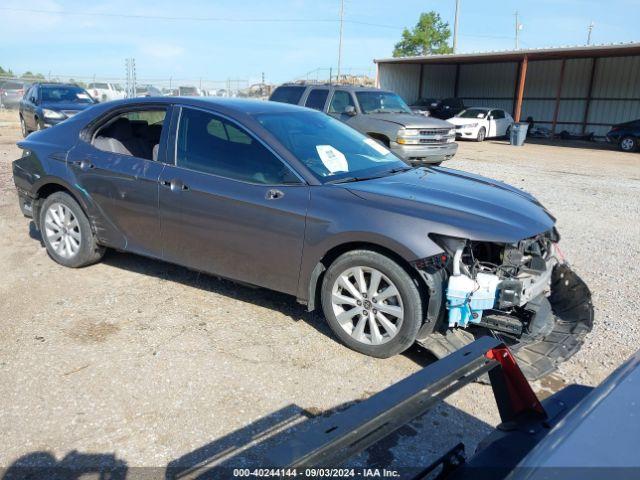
[
  {"xmin": 308, "ymin": 241, "xmax": 427, "ymax": 311},
  {"xmin": 366, "ymin": 133, "xmax": 390, "ymax": 147},
  {"xmin": 33, "ymin": 183, "xmax": 83, "ymax": 226}
]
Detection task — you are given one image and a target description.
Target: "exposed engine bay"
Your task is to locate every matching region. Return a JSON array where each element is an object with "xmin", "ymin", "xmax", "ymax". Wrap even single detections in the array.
[
  {"xmin": 446, "ymin": 230, "xmax": 560, "ymax": 335},
  {"xmin": 416, "ymin": 230, "xmax": 594, "ymax": 380}
]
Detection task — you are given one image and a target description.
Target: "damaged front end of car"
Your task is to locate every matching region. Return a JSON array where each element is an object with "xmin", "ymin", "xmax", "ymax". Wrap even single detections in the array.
[{"xmin": 413, "ymin": 230, "xmax": 594, "ymax": 380}]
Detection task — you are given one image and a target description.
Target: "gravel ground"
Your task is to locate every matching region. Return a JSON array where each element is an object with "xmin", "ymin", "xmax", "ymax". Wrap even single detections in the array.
[{"xmin": 0, "ymin": 108, "xmax": 639, "ymax": 476}]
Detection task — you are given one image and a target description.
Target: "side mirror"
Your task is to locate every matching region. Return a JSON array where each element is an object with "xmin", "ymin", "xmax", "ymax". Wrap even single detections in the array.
[
  {"xmin": 30, "ymin": 97, "xmax": 37, "ymax": 104},
  {"xmin": 344, "ymin": 105, "xmax": 357, "ymax": 116}
]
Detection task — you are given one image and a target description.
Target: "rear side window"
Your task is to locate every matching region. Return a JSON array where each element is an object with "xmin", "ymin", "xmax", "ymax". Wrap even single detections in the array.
[
  {"xmin": 176, "ymin": 107, "xmax": 300, "ymax": 185},
  {"xmin": 491, "ymin": 110, "xmax": 505, "ymax": 119},
  {"xmin": 304, "ymin": 89, "xmax": 329, "ymax": 111},
  {"xmin": 270, "ymin": 86, "xmax": 305, "ymax": 105},
  {"xmin": 329, "ymin": 90, "xmax": 355, "ymax": 114},
  {"xmin": 93, "ymin": 108, "xmax": 167, "ymax": 161}
]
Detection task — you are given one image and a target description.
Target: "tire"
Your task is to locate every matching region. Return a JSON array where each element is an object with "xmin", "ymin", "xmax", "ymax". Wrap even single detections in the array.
[
  {"xmin": 505, "ymin": 125, "xmax": 511, "ymax": 139},
  {"xmin": 321, "ymin": 250, "xmax": 423, "ymax": 358},
  {"xmin": 431, "ymin": 162, "xmax": 443, "ymax": 167},
  {"xmin": 475, "ymin": 127, "xmax": 486, "ymax": 142},
  {"xmin": 20, "ymin": 116, "xmax": 30, "ymax": 137},
  {"xmin": 39, "ymin": 192, "xmax": 105, "ymax": 268},
  {"xmin": 619, "ymin": 135, "xmax": 637, "ymax": 152}
]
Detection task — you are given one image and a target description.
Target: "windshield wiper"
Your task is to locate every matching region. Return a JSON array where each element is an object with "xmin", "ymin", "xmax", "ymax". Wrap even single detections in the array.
[
  {"xmin": 325, "ymin": 176, "xmax": 367, "ymax": 184},
  {"xmin": 387, "ymin": 166, "xmax": 413, "ymax": 174}
]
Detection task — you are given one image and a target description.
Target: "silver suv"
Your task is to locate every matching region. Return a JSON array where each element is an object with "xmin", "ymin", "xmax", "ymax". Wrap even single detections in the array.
[{"xmin": 269, "ymin": 84, "xmax": 458, "ymax": 165}]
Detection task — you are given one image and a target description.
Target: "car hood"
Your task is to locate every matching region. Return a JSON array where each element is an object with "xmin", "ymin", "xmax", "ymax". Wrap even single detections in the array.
[
  {"xmin": 447, "ymin": 116, "xmax": 486, "ymax": 126},
  {"xmin": 365, "ymin": 112, "xmax": 453, "ymax": 129},
  {"xmin": 40, "ymin": 102, "xmax": 94, "ymax": 112},
  {"xmin": 345, "ymin": 167, "xmax": 555, "ymax": 243}
]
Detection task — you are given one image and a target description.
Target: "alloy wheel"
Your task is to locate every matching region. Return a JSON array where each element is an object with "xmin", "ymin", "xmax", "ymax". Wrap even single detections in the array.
[
  {"xmin": 330, "ymin": 266, "xmax": 404, "ymax": 345},
  {"xmin": 44, "ymin": 202, "xmax": 82, "ymax": 259},
  {"xmin": 621, "ymin": 137, "xmax": 636, "ymax": 151}
]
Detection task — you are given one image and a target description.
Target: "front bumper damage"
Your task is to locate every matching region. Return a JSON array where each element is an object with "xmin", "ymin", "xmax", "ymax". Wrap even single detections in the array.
[{"xmin": 414, "ymin": 232, "xmax": 594, "ymax": 380}]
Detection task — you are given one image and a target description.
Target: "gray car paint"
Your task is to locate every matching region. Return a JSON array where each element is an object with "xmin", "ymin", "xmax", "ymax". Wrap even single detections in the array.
[{"xmin": 13, "ymin": 97, "xmax": 555, "ymax": 307}]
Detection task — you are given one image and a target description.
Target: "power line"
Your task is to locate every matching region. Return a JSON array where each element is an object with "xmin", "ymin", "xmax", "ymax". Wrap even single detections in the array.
[{"xmin": 0, "ymin": 7, "xmax": 405, "ymax": 29}]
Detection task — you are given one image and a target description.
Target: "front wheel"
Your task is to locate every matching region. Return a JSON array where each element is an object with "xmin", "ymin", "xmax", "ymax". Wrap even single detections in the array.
[
  {"xmin": 39, "ymin": 192, "xmax": 105, "ymax": 268},
  {"xmin": 321, "ymin": 250, "xmax": 423, "ymax": 358},
  {"xmin": 620, "ymin": 136, "xmax": 637, "ymax": 152},
  {"xmin": 20, "ymin": 116, "xmax": 30, "ymax": 137},
  {"xmin": 476, "ymin": 127, "xmax": 486, "ymax": 142}
]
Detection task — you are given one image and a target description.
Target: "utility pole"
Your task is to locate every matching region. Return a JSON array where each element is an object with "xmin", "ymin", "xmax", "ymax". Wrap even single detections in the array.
[
  {"xmin": 587, "ymin": 21, "xmax": 595, "ymax": 45},
  {"xmin": 337, "ymin": 0, "xmax": 344, "ymax": 84},
  {"xmin": 514, "ymin": 11, "xmax": 523, "ymax": 50},
  {"xmin": 453, "ymin": 0, "xmax": 460, "ymax": 54}
]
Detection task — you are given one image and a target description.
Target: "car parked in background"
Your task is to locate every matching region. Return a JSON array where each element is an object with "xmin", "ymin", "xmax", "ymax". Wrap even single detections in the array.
[
  {"xmin": 409, "ymin": 97, "xmax": 438, "ymax": 116},
  {"xmin": 19, "ymin": 83, "xmax": 96, "ymax": 136},
  {"xmin": 135, "ymin": 85, "xmax": 162, "ymax": 97},
  {"xmin": 0, "ymin": 80, "xmax": 31, "ymax": 109},
  {"xmin": 87, "ymin": 82, "xmax": 125, "ymax": 102},
  {"xmin": 269, "ymin": 84, "xmax": 457, "ymax": 165},
  {"xmin": 606, "ymin": 119, "xmax": 640, "ymax": 152},
  {"xmin": 178, "ymin": 86, "xmax": 202, "ymax": 96},
  {"xmin": 430, "ymin": 97, "xmax": 466, "ymax": 119},
  {"xmin": 448, "ymin": 107, "xmax": 514, "ymax": 142},
  {"xmin": 12, "ymin": 97, "xmax": 592, "ymax": 378}
]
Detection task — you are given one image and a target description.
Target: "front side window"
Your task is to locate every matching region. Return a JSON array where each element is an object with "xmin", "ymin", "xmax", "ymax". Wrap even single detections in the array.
[
  {"xmin": 328, "ymin": 90, "xmax": 355, "ymax": 114},
  {"xmin": 269, "ymin": 86, "xmax": 305, "ymax": 105},
  {"xmin": 176, "ymin": 108, "xmax": 300, "ymax": 185},
  {"xmin": 355, "ymin": 91, "xmax": 411, "ymax": 114},
  {"xmin": 304, "ymin": 89, "xmax": 329, "ymax": 111},
  {"xmin": 93, "ymin": 108, "xmax": 167, "ymax": 161},
  {"xmin": 255, "ymin": 110, "xmax": 407, "ymax": 183}
]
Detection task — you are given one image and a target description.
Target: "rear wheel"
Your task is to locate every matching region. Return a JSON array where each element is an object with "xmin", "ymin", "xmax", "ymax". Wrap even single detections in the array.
[
  {"xmin": 620, "ymin": 136, "xmax": 637, "ymax": 152},
  {"xmin": 476, "ymin": 127, "xmax": 486, "ymax": 142},
  {"xmin": 39, "ymin": 192, "xmax": 105, "ymax": 268},
  {"xmin": 321, "ymin": 250, "xmax": 423, "ymax": 358}
]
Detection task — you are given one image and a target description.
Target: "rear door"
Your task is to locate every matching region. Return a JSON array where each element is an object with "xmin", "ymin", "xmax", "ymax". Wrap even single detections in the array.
[
  {"xmin": 67, "ymin": 106, "xmax": 170, "ymax": 256},
  {"xmin": 303, "ymin": 88, "xmax": 330, "ymax": 111},
  {"xmin": 158, "ymin": 106, "xmax": 309, "ymax": 295}
]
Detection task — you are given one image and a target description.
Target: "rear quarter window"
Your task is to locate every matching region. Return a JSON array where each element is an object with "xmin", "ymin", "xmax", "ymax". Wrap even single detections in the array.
[{"xmin": 270, "ymin": 86, "xmax": 306, "ymax": 105}]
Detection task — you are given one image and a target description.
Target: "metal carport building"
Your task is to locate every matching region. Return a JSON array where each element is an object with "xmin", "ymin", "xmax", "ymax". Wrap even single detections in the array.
[{"xmin": 375, "ymin": 43, "xmax": 640, "ymax": 136}]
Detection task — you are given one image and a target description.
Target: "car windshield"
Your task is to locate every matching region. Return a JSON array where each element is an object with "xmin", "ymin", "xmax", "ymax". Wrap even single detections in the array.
[
  {"xmin": 41, "ymin": 86, "xmax": 94, "ymax": 104},
  {"xmin": 458, "ymin": 108, "xmax": 488, "ymax": 119},
  {"xmin": 356, "ymin": 91, "xmax": 412, "ymax": 114},
  {"xmin": 254, "ymin": 111, "xmax": 408, "ymax": 183}
]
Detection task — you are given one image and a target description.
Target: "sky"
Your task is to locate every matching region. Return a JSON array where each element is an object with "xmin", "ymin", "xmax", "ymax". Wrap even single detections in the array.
[{"xmin": 0, "ymin": 0, "xmax": 639, "ymax": 87}]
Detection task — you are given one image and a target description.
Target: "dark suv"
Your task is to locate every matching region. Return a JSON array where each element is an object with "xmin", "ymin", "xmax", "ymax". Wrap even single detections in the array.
[
  {"xmin": 19, "ymin": 83, "xmax": 96, "ymax": 137},
  {"xmin": 269, "ymin": 84, "xmax": 458, "ymax": 166}
]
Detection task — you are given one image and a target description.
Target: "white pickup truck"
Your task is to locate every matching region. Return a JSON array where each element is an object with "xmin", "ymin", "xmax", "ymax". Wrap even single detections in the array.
[{"xmin": 87, "ymin": 82, "xmax": 126, "ymax": 102}]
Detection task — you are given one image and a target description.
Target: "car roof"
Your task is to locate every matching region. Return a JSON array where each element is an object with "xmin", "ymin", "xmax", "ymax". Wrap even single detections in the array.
[
  {"xmin": 97, "ymin": 96, "xmax": 313, "ymax": 115},
  {"xmin": 277, "ymin": 83, "xmax": 389, "ymax": 93}
]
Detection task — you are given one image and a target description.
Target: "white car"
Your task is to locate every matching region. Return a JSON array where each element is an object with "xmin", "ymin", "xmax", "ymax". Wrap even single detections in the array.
[
  {"xmin": 448, "ymin": 107, "xmax": 513, "ymax": 142},
  {"xmin": 87, "ymin": 82, "xmax": 126, "ymax": 102}
]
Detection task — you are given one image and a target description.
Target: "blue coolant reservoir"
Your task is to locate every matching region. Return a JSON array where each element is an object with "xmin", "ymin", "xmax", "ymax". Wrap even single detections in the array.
[{"xmin": 446, "ymin": 272, "xmax": 500, "ymax": 328}]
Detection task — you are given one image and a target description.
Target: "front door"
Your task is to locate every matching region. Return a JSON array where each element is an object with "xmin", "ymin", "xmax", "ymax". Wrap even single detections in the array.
[
  {"xmin": 66, "ymin": 107, "xmax": 169, "ymax": 256},
  {"xmin": 159, "ymin": 106, "xmax": 309, "ymax": 295}
]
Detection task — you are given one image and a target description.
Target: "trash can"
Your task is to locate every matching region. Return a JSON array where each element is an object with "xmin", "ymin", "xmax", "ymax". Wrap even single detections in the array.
[{"xmin": 509, "ymin": 122, "xmax": 529, "ymax": 146}]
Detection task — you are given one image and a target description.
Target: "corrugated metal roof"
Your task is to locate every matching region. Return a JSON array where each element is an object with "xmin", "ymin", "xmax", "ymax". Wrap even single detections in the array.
[{"xmin": 375, "ymin": 42, "xmax": 640, "ymax": 64}]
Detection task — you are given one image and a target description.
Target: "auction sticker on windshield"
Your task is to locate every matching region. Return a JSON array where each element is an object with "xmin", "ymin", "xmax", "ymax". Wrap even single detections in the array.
[
  {"xmin": 364, "ymin": 137, "xmax": 391, "ymax": 155},
  {"xmin": 316, "ymin": 145, "xmax": 348, "ymax": 173}
]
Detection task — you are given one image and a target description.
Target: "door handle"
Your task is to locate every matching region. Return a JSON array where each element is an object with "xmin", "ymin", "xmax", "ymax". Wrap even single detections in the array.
[
  {"xmin": 160, "ymin": 179, "xmax": 189, "ymax": 192},
  {"xmin": 266, "ymin": 189, "xmax": 284, "ymax": 200}
]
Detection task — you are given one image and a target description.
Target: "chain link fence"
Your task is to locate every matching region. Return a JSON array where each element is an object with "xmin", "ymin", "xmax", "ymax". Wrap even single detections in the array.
[{"xmin": 1, "ymin": 67, "xmax": 377, "ymax": 109}]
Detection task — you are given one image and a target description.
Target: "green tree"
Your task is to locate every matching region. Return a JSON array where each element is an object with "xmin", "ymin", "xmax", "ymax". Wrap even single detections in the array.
[{"xmin": 393, "ymin": 12, "xmax": 453, "ymax": 57}]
